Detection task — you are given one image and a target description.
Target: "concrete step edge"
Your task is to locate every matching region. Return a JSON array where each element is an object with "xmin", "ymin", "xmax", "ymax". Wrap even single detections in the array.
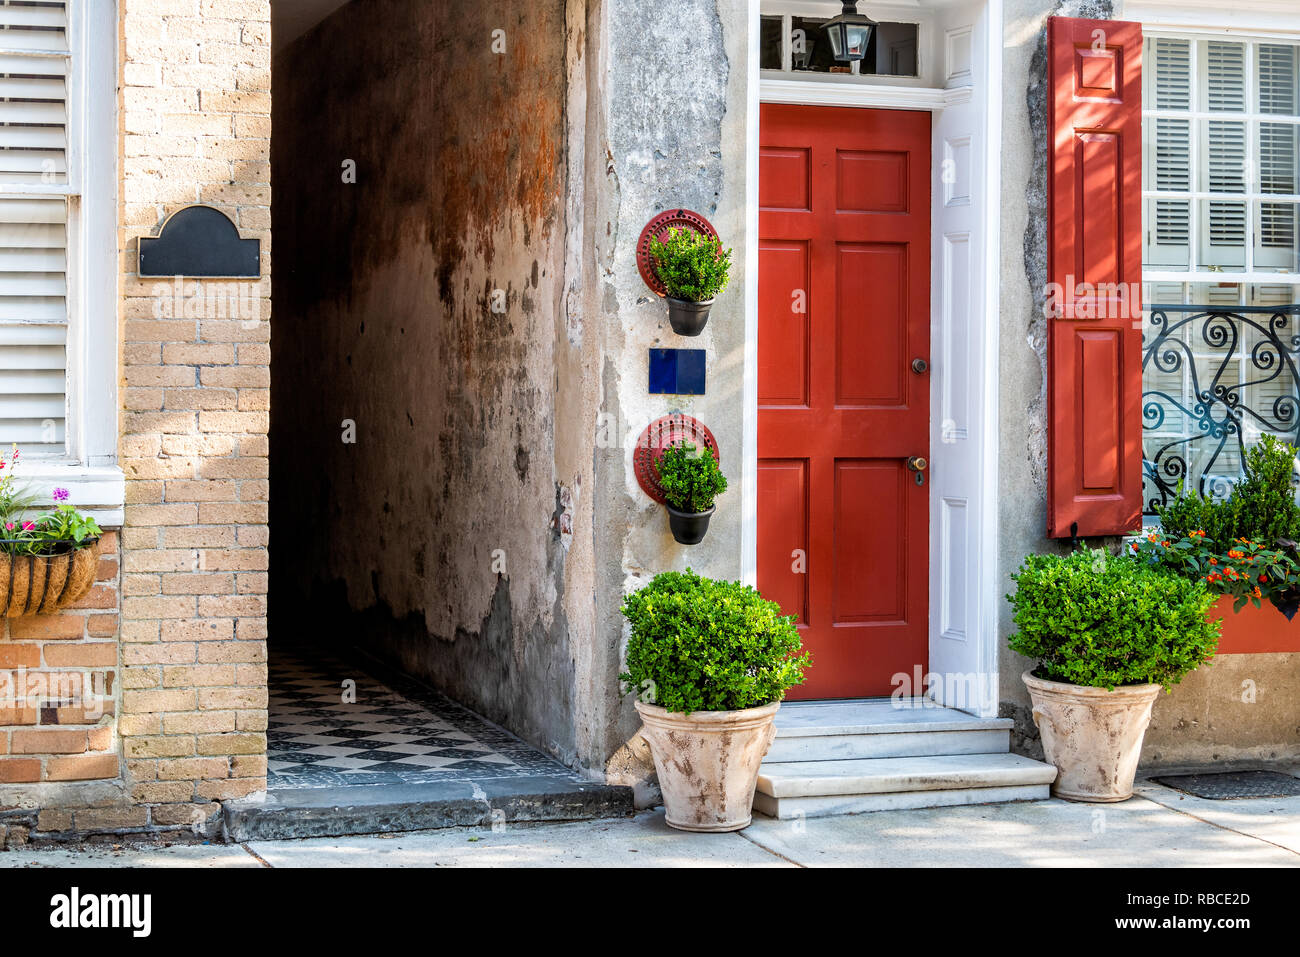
[{"xmin": 756, "ymin": 754, "xmax": 1058, "ymax": 799}]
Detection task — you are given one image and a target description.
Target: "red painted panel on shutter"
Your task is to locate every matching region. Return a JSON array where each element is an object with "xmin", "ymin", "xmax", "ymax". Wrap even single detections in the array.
[{"xmin": 1047, "ymin": 16, "xmax": 1144, "ymax": 538}]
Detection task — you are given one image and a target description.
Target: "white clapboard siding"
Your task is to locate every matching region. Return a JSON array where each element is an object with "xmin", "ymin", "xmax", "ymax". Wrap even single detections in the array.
[{"xmin": 0, "ymin": 193, "xmax": 67, "ymax": 454}]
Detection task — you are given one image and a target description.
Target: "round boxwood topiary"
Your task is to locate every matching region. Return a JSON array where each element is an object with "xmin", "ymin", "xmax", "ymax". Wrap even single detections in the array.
[
  {"xmin": 1007, "ymin": 549, "xmax": 1220, "ymax": 690},
  {"xmin": 656, "ymin": 441, "xmax": 727, "ymax": 514},
  {"xmin": 620, "ymin": 569, "xmax": 809, "ymax": 713}
]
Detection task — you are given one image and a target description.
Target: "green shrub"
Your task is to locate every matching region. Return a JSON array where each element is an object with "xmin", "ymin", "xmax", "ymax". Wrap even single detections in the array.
[
  {"xmin": 649, "ymin": 227, "xmax": 732, "ymax": 302},
  {"xmin": 1157, "ymin": 433, "xmax": 1300, "ymax": 546},
  {"xmin": 620, "ymin": 569, "xmax": 809, "ymax": 712},
  {"xmin": 1007, "ymin": 549, "xmax": 1219, "ymax": 690},
  {"xmin": 1227, "ymin": 433, "xmax": 1300, "ymax": 542},
  {"xmin": 656, "ymin": 441, "xmax": 727, "ymax": 513}
]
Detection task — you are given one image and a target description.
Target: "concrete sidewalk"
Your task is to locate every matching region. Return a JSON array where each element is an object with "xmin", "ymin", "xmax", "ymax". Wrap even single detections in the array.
[{"xmin": 2, "ymin": 782, "xmax": 1298, "ymax": 867}]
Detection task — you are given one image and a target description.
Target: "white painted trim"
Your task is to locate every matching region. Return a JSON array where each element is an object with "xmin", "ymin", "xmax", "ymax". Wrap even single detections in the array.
[
  {"xmin": 1144, "ymin": 271, "xmax": 1300, "ymax": 284},
  {"xmin": 760, "ymin": 75, "xmax": 968, "ymax": 108},
  {"xmin": 976, "ymin": 0, "xmax": 1001, "ymax": 719},
  {"xmin": 742, "ymin": 0, "xmax": 761, "ymax": 588},
  {"xmin": 15, "ymin": 462, "xmax": 124, "ymax": 525},
  {"xmin": 1123, "ymin": 0, "xmax": 1300, "ymax": 28},
  {"xmin": 1123, "ymin": 1, "xmax": 1300, "ymax": 33}
]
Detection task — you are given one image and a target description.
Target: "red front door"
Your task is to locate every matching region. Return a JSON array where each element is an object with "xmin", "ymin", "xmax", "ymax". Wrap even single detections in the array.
[{"xmin": 757, "ymin": 104, "xmax": 931, "ymax": 700}]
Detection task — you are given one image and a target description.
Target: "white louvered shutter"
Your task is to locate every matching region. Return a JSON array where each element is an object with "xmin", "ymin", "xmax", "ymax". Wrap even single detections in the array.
[
  {"xmin": 1257, "ymin": 43, "xmax": 1298, "ymax": 271},
  {"xmin": 1145, "ymin": 37, "xmax": 1191, "ymax": 266},
  {"xmin": 1200, "ymin": 41, "xmax": 1248, "ymax": 268},
  {"xmin": 0, "ymin": 0, "xmax": 69, "ymax": 456}
]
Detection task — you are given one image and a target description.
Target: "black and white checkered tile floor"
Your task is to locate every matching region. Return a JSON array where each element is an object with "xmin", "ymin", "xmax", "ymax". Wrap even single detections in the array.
[{"xmin": 268, "ymin": 647, "xmax": 569, "ymax": 790}]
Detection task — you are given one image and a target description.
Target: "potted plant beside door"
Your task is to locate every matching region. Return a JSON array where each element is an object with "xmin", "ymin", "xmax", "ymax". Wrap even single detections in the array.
[
  {"xmin": 655, "ymin": 440, "xmax": 727, "ymax": 545},
  {"xmin": 1007, "ymin": 548, "xmax": 1219, "ymax": 801},
  {"xmin": 621, "ymin": 569, "xmax": 809, "ymax": 831},
  {"xmin": 649, "ymin": 226, "xmax": 732, "ymax": 336}
]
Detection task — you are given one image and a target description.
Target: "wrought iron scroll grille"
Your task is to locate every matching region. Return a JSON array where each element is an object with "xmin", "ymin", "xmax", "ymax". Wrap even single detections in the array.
[{"xmin": 1142, "ymin": 303, "xmax": 1300, "ymax": 514}]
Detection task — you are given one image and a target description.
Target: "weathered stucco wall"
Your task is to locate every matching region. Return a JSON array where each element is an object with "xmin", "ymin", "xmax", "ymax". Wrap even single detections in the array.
[
  {"xmin": 271, "ymin": 0, "xmax": 599, "ymax": 767},
  {"xmin": 591, "ymin": 0, "xmax": 753, "ymax": 790},
  {"xmin": 997, "ymin": 0, "xmax": 1300, "ymax": 765}
]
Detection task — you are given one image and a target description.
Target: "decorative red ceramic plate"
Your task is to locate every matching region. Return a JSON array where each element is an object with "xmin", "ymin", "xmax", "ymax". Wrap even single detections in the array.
[
  {"xmin": 633, "ymin": 414, "xmax": 720, "ymax": 505},
  {"xmin": 635, "ymin": 209, "xmax": 719, "ymax": 298}
]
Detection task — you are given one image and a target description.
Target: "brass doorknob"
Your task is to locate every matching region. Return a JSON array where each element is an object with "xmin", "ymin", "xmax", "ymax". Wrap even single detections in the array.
[
  {"xmin": 911, "ymin": 358, "xmax": 929, "ymax": 374},
  {"xmin": 906, "ymin": 456, "xmax": 927, "ymax": 472}
]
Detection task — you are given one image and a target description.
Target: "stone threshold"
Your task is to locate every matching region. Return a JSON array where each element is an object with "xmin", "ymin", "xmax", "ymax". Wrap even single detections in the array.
[{"xmin": 223, "ymin": 776, "xmax": 634, "ymax": 841}]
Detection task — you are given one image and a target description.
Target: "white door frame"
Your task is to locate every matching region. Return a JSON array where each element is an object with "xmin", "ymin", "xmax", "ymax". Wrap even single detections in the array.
[{"xmin": 742, "ymin": 0, "xmax": 1003, "ymax": 717}]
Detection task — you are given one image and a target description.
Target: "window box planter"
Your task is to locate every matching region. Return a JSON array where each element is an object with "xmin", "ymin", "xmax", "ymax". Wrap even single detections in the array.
[
  {"xmin": 0, "ymin": 538, "xmax": 101, "ymax": 616},
  {"xmin": 1211, "ymin": 596, "xmax": 1300, "ymax": 654}
]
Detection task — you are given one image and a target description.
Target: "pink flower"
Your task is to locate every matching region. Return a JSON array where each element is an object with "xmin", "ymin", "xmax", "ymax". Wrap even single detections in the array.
[
  {"xmin": 52, "ymin": 487, "xmax": 68, "ymax": 502},
  {"xmin": 4, "ymin": 523, "xmax": 12, "ymax": 531},
  {"xmin": 21, "ymin": 521, "xmax": 33, "ymax": 531}
]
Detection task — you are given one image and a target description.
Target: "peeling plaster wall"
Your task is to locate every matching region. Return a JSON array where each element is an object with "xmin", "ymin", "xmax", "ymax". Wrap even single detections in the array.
[
  {"xmin": 590, "ymin": 0, "xmax": 753, "ymax": 781},
  {"xmin": 270, "ymin": 0, "xmax": 597, "ymax": 766},
  {"xmin": 997, "ymin": 0, "xmax": 1300, "ymax": 764}
]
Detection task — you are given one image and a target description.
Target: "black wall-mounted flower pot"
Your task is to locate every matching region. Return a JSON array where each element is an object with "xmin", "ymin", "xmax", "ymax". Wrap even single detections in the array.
[
  {"xmin": 666, "ymin": 504, "xmax": 715, "ymax": 545},
  {"xmin": 666, "ymin": 297, "xmax": 713, "ymax": 336}
]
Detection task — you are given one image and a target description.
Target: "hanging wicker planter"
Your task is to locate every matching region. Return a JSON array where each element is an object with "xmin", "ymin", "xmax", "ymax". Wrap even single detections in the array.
[{"xmin": 0, "ymin": 538, "xmax": 101, "ymax": 617}]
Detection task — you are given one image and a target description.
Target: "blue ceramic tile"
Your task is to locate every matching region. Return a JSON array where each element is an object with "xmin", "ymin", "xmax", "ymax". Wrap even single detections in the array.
[
  {"xmin": 648, "ymin": 348, "xmax": 706, "ymax": 395},
  {"xmin": 649, "ymin": 348, "xmax": 678, "ymax": 393},
  {"xmin": 675, "ymin": 349, "xmax": 706, "ymax": 395}
]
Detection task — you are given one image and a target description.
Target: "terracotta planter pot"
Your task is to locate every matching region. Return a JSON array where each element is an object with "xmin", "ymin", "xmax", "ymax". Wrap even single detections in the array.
[
  {"xmin": 635, "ymin": 699, "xmax": 779, "ymax": 832},
  {"xmin": 0, "ymin": 538, "xmax": 101, "ymax": 617},
  {"xmin": 1022, "ymin": 670, "xmax": 1160, "ymax": 803}
]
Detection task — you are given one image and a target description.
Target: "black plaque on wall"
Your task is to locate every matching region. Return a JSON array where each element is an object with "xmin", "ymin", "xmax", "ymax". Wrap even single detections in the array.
[{"xmin": 137, "ymin": 205, "xmax": 261, "ymax": 278}]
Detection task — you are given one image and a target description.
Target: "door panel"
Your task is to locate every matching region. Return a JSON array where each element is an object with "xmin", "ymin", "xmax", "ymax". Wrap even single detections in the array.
[{"xmin": 758, "ymin": 104, "xmax": 931, "ymax": 700}]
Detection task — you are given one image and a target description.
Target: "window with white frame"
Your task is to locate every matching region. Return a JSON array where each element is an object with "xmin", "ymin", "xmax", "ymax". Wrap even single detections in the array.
[
  {"xmin": 1141, "ymin": 31, "xmax": 1300, "ymax": 515},
  {"xmin": 0, "ymin": 0, "xmax": 118, "ymax": 511},
  {"xmin": 760, "ymin": 6, "xmax": 922, "ymax": 79}
]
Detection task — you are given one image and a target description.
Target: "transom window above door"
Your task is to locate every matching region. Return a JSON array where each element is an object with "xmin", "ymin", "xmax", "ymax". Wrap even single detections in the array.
[{"xmin": 760, "ymin": 6, "xmax": 921, "ymax": 79}]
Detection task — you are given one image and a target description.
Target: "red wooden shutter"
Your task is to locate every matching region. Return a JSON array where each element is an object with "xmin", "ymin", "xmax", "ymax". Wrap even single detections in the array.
[{"xmin": 1047, "ymin": 16, "xmax": 1144, "ymax": 538}]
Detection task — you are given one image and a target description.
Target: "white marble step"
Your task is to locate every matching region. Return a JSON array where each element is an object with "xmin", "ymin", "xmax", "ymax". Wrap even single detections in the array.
[
  {"xmin": 754, "ymin": 752, "xmax": 1057, "ymax": 820},
  {"xmin": 766, "ymin": 699, "xmax": 1013, "ymax": 762},
  {"xmin": 753, "ymin": 782, "xmax": 1052, "ymax": 819}
]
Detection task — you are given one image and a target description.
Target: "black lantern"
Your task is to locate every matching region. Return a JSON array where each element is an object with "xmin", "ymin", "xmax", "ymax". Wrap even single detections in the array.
[{"xmin": 823, "ymin": 1, "xmax": 876, "ymax": 62}]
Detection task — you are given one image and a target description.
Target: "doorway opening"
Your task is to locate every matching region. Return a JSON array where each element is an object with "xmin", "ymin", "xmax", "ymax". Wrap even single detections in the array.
[{"xmin": 262, "ymin": 0, "xmax": 625, "ymax": 829}]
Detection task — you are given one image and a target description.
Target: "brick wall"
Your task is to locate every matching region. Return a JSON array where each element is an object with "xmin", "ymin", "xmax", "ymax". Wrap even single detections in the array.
[
  {"xmin": 0, "ymin": 534, "xmax": 120, "ymax": 787},
  {"xmin": 114, "ymin": 0, "xmax": 272, "ymax": 830}
]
